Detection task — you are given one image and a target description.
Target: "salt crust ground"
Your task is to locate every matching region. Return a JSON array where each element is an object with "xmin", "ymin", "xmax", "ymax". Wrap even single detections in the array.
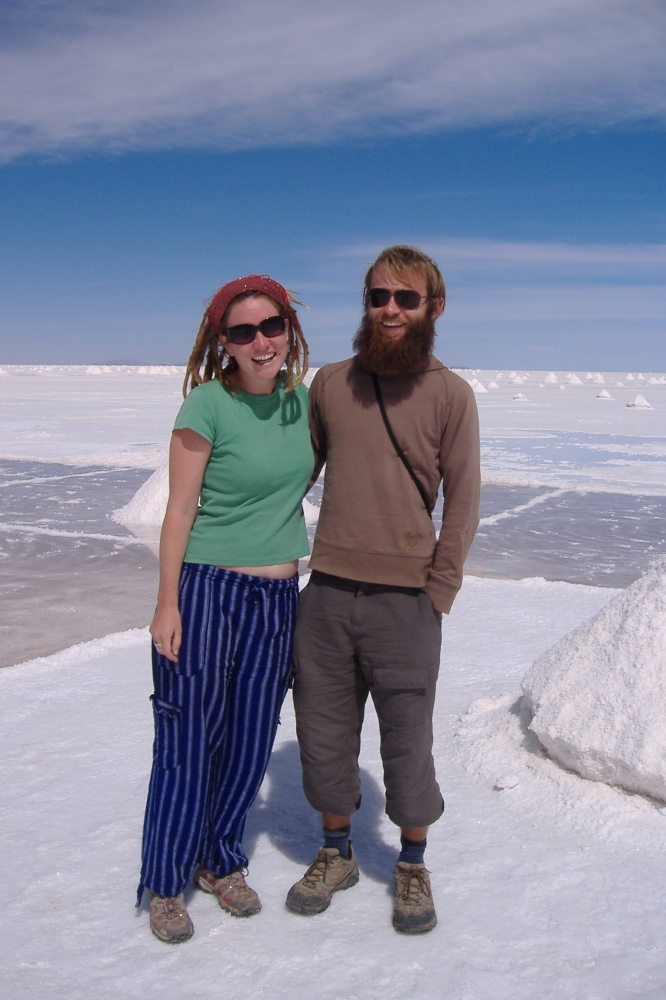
[{"xmin": 3, "ymin": 576, "xmax": 666, "ymax": 1000}]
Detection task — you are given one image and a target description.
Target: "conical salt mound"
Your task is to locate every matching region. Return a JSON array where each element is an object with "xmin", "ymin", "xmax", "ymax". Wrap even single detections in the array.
[
  {"xmin": 626, "ymin": 395, "xmax": 652, "ymax": 409},
  {"xmin": 596, "ymin": 388, "xmax": 612, "ymax": 399},
  {"xmin": 112, "ymin": 459, "xmax": 169, "ymax": 528},
  {"xmin": 543, "ymin": 372, "xmax": 559, "ymax": 384},
  {"xmin": 522, "ymin": 560, "xmax": 666, "ymax": 800}
]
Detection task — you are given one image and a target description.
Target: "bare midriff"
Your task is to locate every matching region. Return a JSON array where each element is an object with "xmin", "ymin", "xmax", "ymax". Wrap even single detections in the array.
[{"xmin": 215, "ymin": 560, "xmax": 299, "ymax": 580}]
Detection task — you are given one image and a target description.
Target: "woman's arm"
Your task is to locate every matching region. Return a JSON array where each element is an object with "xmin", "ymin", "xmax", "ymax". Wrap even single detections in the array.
[{"xmin": 149, "ymin": 428, "xmax": 212, "ymax": 662}]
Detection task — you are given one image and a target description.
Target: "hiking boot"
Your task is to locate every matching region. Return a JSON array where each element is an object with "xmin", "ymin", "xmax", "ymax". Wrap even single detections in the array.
[
  {"xmin": 194, "ymin": 866, "xmax": 261, "ymax": 917},
  {"xmin": 149, "ymin": 893, "xmax": 194, "ymax": 943},
  {"xmin": 286, "ymin": 846, "xmax": 359, "ymax": 915},
  {"xmin": 392, "ymin": 862, "xmax": 437, "ymax": 934}
]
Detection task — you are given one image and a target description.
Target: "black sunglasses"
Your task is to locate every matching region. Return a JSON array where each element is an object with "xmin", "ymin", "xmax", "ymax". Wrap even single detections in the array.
[
  {"xmin": 224, "ymin": 314, "xmax": 286, "ymax": 345},
  {"xmin": 368, "ymin": 288, "xmax": 429, "ymax": 310}
]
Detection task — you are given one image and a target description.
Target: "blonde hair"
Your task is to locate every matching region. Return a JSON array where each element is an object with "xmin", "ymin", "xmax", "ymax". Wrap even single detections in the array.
[
  {"xmin": 182, "ymin": 289, "xmax": 308, "ymax": 397},
  {"xmin": 363, "ymin": 245, "xmax": 446, "ymax": 307}
]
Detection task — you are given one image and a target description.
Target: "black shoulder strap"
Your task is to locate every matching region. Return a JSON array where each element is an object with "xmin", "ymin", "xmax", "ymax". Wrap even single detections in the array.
[{"xmin": 371, "ymin": 373, "xmax": 433, "ymax": 516}]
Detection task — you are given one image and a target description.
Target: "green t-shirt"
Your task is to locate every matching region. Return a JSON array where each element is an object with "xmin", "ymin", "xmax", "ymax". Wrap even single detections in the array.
[{"xmin": 173, "ymin": 378, "xmax": 314, "ymax": 566}]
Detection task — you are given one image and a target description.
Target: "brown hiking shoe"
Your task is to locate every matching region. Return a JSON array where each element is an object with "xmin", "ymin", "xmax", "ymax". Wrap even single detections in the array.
[
  {"xmin": 194, "ymin": 866, "xmax": 261, "ymax": 917},
  {"xmin": 149, "ymin": 893, "xmax": 194, "ymax": 943},
  {"xmin": 285, "ymin": 846, "xmax": 359, "ymax": 915},
  {"xmin": 392, "ymin": 862, "xmax": 437, "ymax": 934}
]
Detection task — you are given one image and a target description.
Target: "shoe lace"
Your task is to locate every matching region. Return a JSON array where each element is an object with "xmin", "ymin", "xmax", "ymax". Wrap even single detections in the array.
[
  {"xmin": 302, "ymin": 851, "xmax": 332, "ymax": 887},
  {"xmin": 398, "ymin": 868, "xmax": 432, "ymax": 905},
  {"xmin": 159, "ymin": 895, "xmax": 185, "ymax": 919},
  {"xmin": 226, "ymin": 868, "xmax": 249, "ymax": 889}
]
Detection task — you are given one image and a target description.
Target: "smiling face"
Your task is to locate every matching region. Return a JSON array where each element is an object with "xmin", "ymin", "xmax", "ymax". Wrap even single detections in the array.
[
  {"xmin": 366, "ymin": 263, "xmax": 442, "ymax": 340},
  {"xmin": 219, "ymin": 294, "xmax": 289, "ymax": 395},
  {"xmin": 353, "ymin": 262, "xmax": 445, "ymax": 376}
]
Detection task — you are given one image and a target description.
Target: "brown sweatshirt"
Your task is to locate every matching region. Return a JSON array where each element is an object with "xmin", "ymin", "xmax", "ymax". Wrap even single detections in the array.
[{"xmin": 307, "ymin": 356, "xmax": 480, "ymax": 614}]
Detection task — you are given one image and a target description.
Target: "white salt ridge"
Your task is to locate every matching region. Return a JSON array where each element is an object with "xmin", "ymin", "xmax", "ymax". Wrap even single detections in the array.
[
  {"xmin": 495, "ymin": 774, "xmax": 520, "ymax": 790},
  {"xmin": 84, "ymin": 365, "xmax": 184, "ymax": 376},
  {"xmin": 522, "ymin": 559, "xmax": 666, "ymax": 801},
  {"xmin": 626, "ymin": 394, "xmax": 652, "ymax": 409}
]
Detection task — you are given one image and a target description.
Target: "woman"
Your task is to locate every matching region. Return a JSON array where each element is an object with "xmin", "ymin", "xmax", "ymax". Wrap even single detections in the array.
[{"xmin": 137, "ymin": 275, "xmax": 313, "ymax": 943}]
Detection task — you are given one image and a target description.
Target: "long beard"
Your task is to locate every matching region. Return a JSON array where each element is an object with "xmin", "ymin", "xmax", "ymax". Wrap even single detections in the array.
[{"xmin": 352, "ymin": 313, "xmax": 436, "ymax": 376}]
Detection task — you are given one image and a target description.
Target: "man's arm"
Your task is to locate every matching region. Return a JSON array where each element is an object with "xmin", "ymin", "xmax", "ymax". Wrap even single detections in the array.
[
  {"xmin": 306, "ymin": 369, "xmax": 328, "ymax": 491},
  {"xmin": 425, "ymin": 381, "xmax": 480, "ymax": 614}
]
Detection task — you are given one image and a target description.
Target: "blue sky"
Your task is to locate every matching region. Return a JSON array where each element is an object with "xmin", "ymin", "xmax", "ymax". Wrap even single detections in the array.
[{"xmin": 0, "ymin": 0, "xmax": 664, "ymax": 369}]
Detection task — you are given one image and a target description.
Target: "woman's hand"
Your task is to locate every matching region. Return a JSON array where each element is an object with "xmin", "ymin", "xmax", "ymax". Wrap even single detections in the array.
[
  {"xmin": 151, "ymin": 428, "xmax": 212, "ymax": 664},
  {"xmin": 150, "ymin": 603, "xmax": 182, "ymax": 663}
]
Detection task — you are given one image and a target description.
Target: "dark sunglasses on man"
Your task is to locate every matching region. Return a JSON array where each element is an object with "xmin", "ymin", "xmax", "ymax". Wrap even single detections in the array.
[
  {"xmin": 367, "ymin": 288, "xmax": 432, "ymax": 310},
  {"xmin": 224, "ymin": 315, "xmax": 286, "ymax": 345}
]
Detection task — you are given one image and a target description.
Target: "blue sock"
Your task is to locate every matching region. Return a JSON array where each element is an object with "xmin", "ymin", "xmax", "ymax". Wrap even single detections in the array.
[
  {"xmin": 398, "ymin": 836, "xmax": 426, "ymax": 866},
  {"xmin": 323, "ymin": 826, "xmax": 351, "ymax": 859}
]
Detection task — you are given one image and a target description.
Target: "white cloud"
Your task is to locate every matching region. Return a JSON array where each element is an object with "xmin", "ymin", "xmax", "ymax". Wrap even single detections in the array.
[
  {"xmin": 0, "ymin": 0, "xmax": 664, "ymax": 160},
  {"xmin": 321, "ymin": 237, "xmax": 666, "ymax": 323},
  {"xmin": 447, "ymin": 284, "xmax": 666, "ymax": 322},
  {"xmin": 338, "ymin": 238, "xmax": 666, "ymax": 271}
]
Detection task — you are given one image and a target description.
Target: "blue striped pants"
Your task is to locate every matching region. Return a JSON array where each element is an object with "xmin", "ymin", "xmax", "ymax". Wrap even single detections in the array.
[{"xmin": 138, "ymin": 564, "xmax": 299, "ymax": 903}]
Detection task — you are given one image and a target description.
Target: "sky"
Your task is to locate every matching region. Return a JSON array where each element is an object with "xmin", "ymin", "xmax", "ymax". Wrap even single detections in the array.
[{"xmin": 0, "ymin": 0, "xmax": 665, "ymax": 369}]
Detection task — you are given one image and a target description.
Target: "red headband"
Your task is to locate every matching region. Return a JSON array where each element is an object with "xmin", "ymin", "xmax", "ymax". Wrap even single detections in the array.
[{"xmin": 208, "ymin": 275, "xmax": 294, "ymax": 329}]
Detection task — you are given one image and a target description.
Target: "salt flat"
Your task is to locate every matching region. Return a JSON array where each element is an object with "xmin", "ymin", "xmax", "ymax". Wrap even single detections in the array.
[
  {"xmin": 1, "ymin": 364, "xmax": 666, "ymax": 998},
  {"xmin": 1, "ymin": 366, "xmax": 665, "ymax": 490}
]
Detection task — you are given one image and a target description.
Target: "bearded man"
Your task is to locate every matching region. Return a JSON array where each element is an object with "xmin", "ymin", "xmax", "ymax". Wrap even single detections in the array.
[{"xmin": 286, "ymin": 245, "xmax": 480, "ymax": 933}]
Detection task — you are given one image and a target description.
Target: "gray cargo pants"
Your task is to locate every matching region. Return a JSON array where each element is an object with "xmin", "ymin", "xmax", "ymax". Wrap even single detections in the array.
[{"xmin": 293, "ymin": 571, "xmax": 444, "ymax": 829}]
